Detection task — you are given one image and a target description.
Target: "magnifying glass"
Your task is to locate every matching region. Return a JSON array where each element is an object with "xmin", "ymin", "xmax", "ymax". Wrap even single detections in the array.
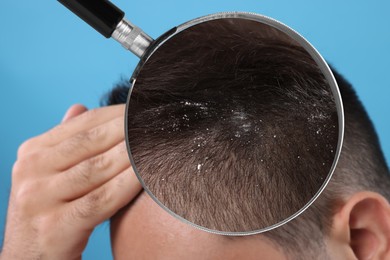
[{"xmin": 58, "ymin": 0, "xmax": 344, "ymax": 235}]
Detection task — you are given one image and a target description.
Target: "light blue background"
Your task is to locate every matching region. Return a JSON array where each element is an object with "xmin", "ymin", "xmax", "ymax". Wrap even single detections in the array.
[{"xmin": 1, "ymin": 1, "xmax": 389, "ymax": 259}]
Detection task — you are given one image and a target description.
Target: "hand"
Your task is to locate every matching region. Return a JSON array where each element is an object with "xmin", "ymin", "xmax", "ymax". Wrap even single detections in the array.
[{"xmin": 1, "ymin": 104, "xmax": 142, "ymax": 260}]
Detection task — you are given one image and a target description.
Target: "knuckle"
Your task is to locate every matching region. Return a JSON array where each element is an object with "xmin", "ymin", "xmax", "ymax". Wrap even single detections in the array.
[
  {"xmin": 12, "ymin": 152, "xmax": 42, "ymax": 180},
  {"xmin": 12, "ymin": 160, "xmax": 25, "ymax": 179},
  {"xmin": 59, "ymin": 132, "xmax": 90, "ymax": 156},
  {"xmin": 47, "ymin": 123, "xmax": 65, "ymax": 140},
  {"xmin": 70, "ymin": 163, "xmax": 92, "ymax": 187},
  {"xmin": 113, "ymin": 116, "xmax": 123, "ymax": 127},
  {"xmin": 87, "ymin": 189, "xmax": 109, "ymax": 206},
  {"xmin": 88, "ymin": 154, "xmax": 110, "ymax": 171},
  {"xmin": 87, "ymin": 125, "xmax": 106, "ymax": 142},
  {"xmin": 12, "ymin": 182, "xmax": 41, "ymax": 212},
  {"xmin": 58, "ymin": 139, "xmax": 77, "ymax": 156},
  {"xmin": 75, "ymin": 130, "xmax": 92, "ymax": 144},
  {"xmin": 61, "ymin": 126, "xmax": 106, "ymax": 157},
  {"xmin": 68, "ymin": 154, "xmax": 110, "ymax": 186},
  {"xmin": 79, "ymin": 189, "xmax": 110, "ymax": 218},
  {"xmin": 115, "ymin": 172, "xmax": 128, "ymax": 189},
  {"xmin": 17, "ymin": 182, "xmax": 40, "ymax": 198},
  {"xmin": 17, "ymin": 138, "xmax": 35, "ymax": 158},
  {"xmin": 114, "ymin": 118, "xmax": 125, "ymax": 134},
  {"xmin": 117, "ymin": 141, "xmax": 128, "ymax": 155}
]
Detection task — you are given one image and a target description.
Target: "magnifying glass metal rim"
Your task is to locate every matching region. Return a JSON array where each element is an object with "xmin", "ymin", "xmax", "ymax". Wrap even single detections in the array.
[{"xmin": 125, "ymin": 11, "xmax": 345, "ymax": 236}]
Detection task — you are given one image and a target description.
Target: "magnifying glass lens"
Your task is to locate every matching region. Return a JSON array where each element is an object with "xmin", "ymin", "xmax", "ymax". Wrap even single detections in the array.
[{"xmin": 126, "ymin": 15, "xmax": 342, "ymax": 234}]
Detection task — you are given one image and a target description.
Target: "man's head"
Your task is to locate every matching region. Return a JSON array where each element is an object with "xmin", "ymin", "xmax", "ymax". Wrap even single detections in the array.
[{"xmin": 104, "ymin": 19, "xmax": 390, "ymax": 260}]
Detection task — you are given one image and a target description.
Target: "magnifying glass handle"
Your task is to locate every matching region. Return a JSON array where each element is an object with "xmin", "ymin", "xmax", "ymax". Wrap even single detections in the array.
[{"xmin": 58, "ymin": 0, "xmax": 153, "ymax": 58}]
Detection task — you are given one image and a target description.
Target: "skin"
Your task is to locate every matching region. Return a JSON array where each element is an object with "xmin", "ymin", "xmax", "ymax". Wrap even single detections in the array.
[
  {"xmin": 110, "ymin": 191, "xmax": 390, "ymax": 260},
  {"xmin": 2, "ymin": 104, "xmax": 390, "ymax": 259},
  {"xmin": 110, "ymin": 191, "xmax": 286, "ymax": 260}
]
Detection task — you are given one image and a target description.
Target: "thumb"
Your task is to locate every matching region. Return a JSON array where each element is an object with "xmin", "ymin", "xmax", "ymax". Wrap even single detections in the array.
[{"xmin": 62, "ymin": 104, "xmax": 88, "ymax": 122}]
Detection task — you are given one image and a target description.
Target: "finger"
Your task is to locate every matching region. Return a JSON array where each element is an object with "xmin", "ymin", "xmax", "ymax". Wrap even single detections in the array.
[
  {"xmin": 20, "ymin": 105, "xmax": 125, "ymax": 155},
  {"xmin": 54, "ymin": 141, "xmax": 130, "ymax": 200},
  {"xmin": 64, "ymin": 167, "xmax": 142, "ymax": 231},
  {"xmin": 62, "ymin": 104, "xmax": 88, "ymax": 123},
  {"xmin": 50, "ymin": 116, "xmax": 125, "ymax": 171}
]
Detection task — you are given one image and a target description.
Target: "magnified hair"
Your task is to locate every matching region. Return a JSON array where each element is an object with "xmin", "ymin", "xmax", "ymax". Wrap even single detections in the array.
[{"xmin": 126, "ymin": 18, "xmax": 339, "ymax": 233}]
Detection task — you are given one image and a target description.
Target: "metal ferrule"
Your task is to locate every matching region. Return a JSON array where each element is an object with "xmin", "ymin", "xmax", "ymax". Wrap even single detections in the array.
[{"xmin": 112, "ymin": 18, "xmax": 153, "ymax": 58}]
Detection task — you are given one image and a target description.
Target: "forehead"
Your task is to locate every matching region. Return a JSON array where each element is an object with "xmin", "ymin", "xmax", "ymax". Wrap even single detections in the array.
[{"xmin": 110, "ymin": 192, "xmax": 286, "ymax": 260}]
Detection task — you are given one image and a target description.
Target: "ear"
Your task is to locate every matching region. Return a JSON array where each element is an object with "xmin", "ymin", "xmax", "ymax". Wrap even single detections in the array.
[{"xmin": 327, "ymin": 191, "xmax": 390, "ymax": 260}]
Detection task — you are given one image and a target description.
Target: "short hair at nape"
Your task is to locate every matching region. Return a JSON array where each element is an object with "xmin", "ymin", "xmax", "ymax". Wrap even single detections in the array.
[{"xmin": 104, "ymin": 19, "xmax": 389, "ymax": 259}]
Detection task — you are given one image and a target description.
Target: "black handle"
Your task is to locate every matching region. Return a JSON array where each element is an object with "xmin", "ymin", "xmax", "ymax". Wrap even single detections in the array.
[{"xmin": 58, "ymin": 0, "xmax": 125, "ymax": 38}]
